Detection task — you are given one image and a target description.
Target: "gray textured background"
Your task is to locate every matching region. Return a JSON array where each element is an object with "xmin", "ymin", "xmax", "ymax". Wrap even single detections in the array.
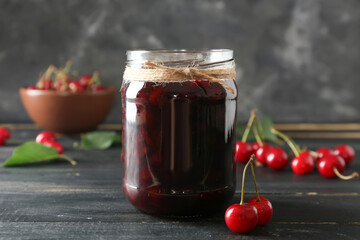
[{"xmin": 0, "ymin": 0, "xmax": 359, "ymax": 123}]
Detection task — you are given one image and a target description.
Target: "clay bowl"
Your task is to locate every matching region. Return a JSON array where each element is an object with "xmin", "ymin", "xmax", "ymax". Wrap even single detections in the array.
[{"xmin": 19, "ymin": 87, "xmax": 117, "ymax": 134}]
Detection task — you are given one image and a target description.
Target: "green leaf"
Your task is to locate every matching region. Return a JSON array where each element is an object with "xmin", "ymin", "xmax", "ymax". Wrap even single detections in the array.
[
  {"xmin": 77, "ymin": 131, "xmax": 121, "ymax": 149},
  {"xmin": 261, "ymin": 116, "xmax": 277, "ymax": 142},
  {"xmin": 3, "ymin": 142, "xmax": 76, "ymax": 167}
]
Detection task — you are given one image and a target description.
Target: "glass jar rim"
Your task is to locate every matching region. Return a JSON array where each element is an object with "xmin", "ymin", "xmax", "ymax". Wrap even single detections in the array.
[{"xmin": 126, "ymin": 49, "xmax": 234, "ymax": 67}]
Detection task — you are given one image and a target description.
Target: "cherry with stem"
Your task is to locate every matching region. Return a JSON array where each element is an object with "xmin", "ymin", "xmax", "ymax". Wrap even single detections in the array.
[
  {"xmin": 248, "ymin": 159, "xmax": 273, "ymax": 225},
  {"xmin": 271, "ymin": 128, "xmax": 313, "ymax": 174},
  {"xmin": 318, "ymin": 154, "xmax": 359, "ymax": 180},
  {"xmin": 36, "ymin": 65, "xmax": 56, "ymax": 90},
  {"xmin": 225, "ymin": 155, "xmax": 258, "ymax": 233},
  {"xmin": 263, "ymin": 129, "xmax": 289, "ymax": 171}
]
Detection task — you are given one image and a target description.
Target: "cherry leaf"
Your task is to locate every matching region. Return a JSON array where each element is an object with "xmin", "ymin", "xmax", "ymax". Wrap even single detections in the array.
[
  {"xmin": 261, "ymin": 116, "xmax": 277, "ymax": 142},
  {"xmin": 76, "ymin": 131, "xmax": 121, "ymax": 149},
  {"xmin": 3, "ymin": 142, "xmax": 76, "ymax": 167}
]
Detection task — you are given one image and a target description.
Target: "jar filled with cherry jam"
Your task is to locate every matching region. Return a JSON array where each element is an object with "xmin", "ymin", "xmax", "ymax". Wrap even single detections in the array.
[{"xmin": 121, "ymin": 49, "xmax": 237, "ymax": 216}]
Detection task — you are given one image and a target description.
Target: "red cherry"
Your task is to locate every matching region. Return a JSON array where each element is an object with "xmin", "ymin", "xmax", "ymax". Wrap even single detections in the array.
[
  {"xmin": 317, "ymin": 155, "xmax": 346, "ymax": 178},
  {"xmin": 54, "ymin": 79, "xmax": 68, "ymax": 91},
  {"xmin": 0, "ymin": 127, "xmax": 11, "ymax": 140},
  {"xmin": 225, "ymin": 203, "xmax": 258, "ymax": 233},
  {"xmin": 316, "ymin": 147, "xmax": 334, "ymax": 161},
  {"xmin": 255, "ymin": 143, "xmax": 272, "ymax": 165},
  {"xmin": 54, "ymin": 81, "xmax": 63, "ymax": 91},
  {"xmin": 69, "ymin": 81, "xmax": 85, "ymax": 93},
  {"xmin": 266, "ymin": 147, "xmax": 288, "ymax": 170},
  {"xmin": 43, "ymin": 141, "xmax": 63, "ymax": 154},
  {"xmin": 148, "ymin": 87, "xmax": 163, "ymax": 105},
  {"xmin": 235, "ymin": 141, "xmax": 253, "ymax": 163},
  {"xmin": 92, "ymin": 85, "xmax": 107, "ymax": 91},
  {"xmin": 79, "ymin": 74, "xmax": 92, "ymax": 87},
  {"xmin": 291, "ymin": 151, "xmax": 314, "ymax": 175},
  {"xmin": 248, "ymin": 196, "xmax": 273, "ymax": 225},
  {"xmin": 36, "ymin": 131, "xmax": 57, "ymax": 144},
  {"xmin": 27, "ymin": 85, "xmax": 37, "ymax": 90},
  {"xmin": 192, "ymin": 79, "xmax": 211, "ymax": 88},
  {"xmin": 252, "ymin": 142, "xmax": 261, "ymax": 152},
  {"xmin": 42, "ymin": 78, "xmax": 53, "ymax": 90},
  {"xmin": 333, "ymin": 144, "xmax": 355, "ymax": 165},
  {"xmin": 0, "ymin": 127, "xmax": 10, "ymax": 146}
]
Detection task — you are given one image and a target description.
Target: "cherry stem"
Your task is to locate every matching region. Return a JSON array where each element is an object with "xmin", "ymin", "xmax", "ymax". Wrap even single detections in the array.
[
  {"xmin": 252, "ymin": 124, "xmax": 263, "ymax": 147},
  {"xmin": 44, "ymin": 65, "xmax": 55, "ymax": 79},
  {"xmin": 90, "ymin": 71, "xmax": 101, "ymax": 86},
  {"xmin": 333, "ymin": 167, "xmax": 359, "ymax": 180},
  {"xmin": 73, "ymin": 142, "xmax": 81, "ymax": 149},
  {"xmin": 309, "ymin": 150, "xmax": 318, "ymax": 158},
  {"xmin": 241, "ymin": 109, "xmax": 257, "ymax": 142},
  {"xmin": 308, "ymin": 150, "xmax": 319, "ymax": 164},
  {"xmin": 37, "ymin": 65, "xmax": 56, "ymax": 87},
  {"xmin": 55, "ymin": 69, "xmax": 68, "ymax": 82},
  {"xmin": 271, "ymin": 128, "xmax": 300, "ymax": 157},
  {"xmin": 256, "ymin": 117, "xmax": 265, "ymax": 142},
  {"xmin": 240, "ymin": 154, "xmax": 255, "ymax": 205},
  {"xmin": 59, "ymin": 155, "xmax": 77, "ymax": 166},
  {"xmin": 63, "ymin": 60, "xmax": 73, "ymax": 73},
  {"xmin": 250, "ymin": 161, "xmax": 261, "ymax": 202}
]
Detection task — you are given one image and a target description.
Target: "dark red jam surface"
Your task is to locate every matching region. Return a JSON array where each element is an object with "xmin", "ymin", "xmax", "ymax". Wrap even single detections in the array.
[{"xmin": 121, "ymin": 79, "xmax": 237, "ymax": 216}]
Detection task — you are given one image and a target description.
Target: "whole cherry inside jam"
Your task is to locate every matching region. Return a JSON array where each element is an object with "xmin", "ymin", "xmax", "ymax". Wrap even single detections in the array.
[{"xmin": 121, "ymin": 79, "xmax": 237, "ymax": 216}]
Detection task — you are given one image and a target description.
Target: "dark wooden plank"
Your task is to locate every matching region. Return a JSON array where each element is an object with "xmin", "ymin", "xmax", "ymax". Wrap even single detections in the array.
[
  {"xmin": 0, "ymin": 130, "xmax": 360, "ymax": 239},
  {"xmin": 1, "ymin": 134, "xmax": 359, "ymax": 195},
  {"xmin": 1, "ymin": 191, "xmax": 360, "ymax": 223},
  {"xmin": 0, "ymin": 222, "xmax": 359, "ymax": 240}
]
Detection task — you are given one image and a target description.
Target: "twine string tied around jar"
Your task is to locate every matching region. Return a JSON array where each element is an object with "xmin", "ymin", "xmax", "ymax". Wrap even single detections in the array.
[{"xmin": 123, "ymin": 61, "xmax": 236, "ymax": 94}]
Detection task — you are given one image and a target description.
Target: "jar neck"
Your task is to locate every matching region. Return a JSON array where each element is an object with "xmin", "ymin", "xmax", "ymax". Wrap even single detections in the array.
[{"xmin": 126, "ymin": 49, "xmax": 234, "ymax": 69}]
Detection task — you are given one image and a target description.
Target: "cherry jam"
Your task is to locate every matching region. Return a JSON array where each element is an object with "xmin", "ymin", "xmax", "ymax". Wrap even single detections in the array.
[{"xmin": 121, "ymin": 78, "xmax": 237, "ymax": 216}]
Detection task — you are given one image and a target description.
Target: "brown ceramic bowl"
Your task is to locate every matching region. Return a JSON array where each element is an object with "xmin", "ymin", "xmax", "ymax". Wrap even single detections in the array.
[{"xmin": 19, "ymin": 87, "xmax": 117, "ymax": 134}]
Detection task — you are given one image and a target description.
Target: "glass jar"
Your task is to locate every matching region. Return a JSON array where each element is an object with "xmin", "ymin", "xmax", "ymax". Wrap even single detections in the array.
[{"xmin": 121, "ymin": 49, "xmax": 237, "ymax": 216}]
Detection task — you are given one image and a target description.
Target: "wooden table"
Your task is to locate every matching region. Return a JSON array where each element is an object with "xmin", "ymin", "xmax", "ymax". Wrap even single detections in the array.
[{"xmin": 0, "ymin": 130, "xmax": 359, "ymax": 239}]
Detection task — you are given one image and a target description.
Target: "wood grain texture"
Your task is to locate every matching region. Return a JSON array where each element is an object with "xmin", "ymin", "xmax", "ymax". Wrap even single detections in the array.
[
  {"xmin": 0, "ymin": 222, "xmax": 359, "ymax": 240},
  {"xmin": 0, "ymin": 130, "xmax": 359, "ymax": 239}
]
